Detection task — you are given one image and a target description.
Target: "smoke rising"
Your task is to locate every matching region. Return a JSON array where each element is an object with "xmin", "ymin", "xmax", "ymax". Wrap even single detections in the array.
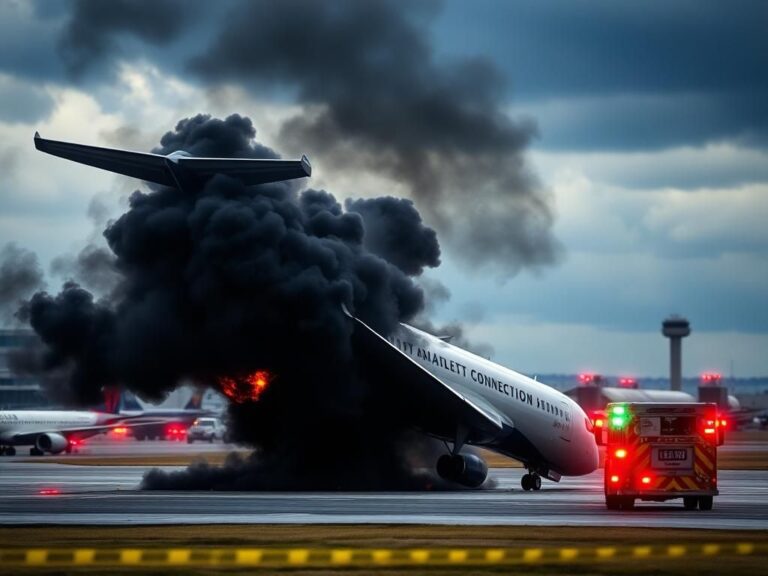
[
  {"xmin": 19, "ymin": 113, "xmax": 474, "ymax": 489},
  {"xmin": 55, "ymin": 1, "xmax": 561, "ymax": 274},
  {"xmin": 0, "ymin": 243, "xmax": 45, "ymax": 324},
  {"xmin": 190, "ymin": 0, "xmax": 560, "ymax": 274}
]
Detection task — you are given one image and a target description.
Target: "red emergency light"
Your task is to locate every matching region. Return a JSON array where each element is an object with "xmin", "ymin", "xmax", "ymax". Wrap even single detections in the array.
[
  {"xmin": 614, "ymin": 448, "xmax": 627, "ymax": 459},
  {"xmin": 640, "ymin": 475, "xmax": 652, "ymax": 485},
  {"xmin": 39, "ymin": 488, "xmax": 60, "ymax": 496},
  {"xmin": 701, "ymin": 372, "xmax": 722, "ymax": 384},
  {"xmin": 610, "ymin": 475, "xmax": 620, "ymax": 483}
]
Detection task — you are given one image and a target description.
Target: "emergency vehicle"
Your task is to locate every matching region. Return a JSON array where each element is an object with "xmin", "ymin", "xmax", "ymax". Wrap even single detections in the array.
[{"xmin": 595, "ymin": 402, "xmax": 723, "ymax": 510}]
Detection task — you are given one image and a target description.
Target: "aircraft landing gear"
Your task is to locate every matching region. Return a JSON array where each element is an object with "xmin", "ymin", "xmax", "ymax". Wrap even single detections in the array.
[
  {"xmin": 521, "ymin": 471, "xmax": 542, "ymax": 491},
  {"xmin": 29, "ymin": 447, "xmax": 44, "ymax": 456}
]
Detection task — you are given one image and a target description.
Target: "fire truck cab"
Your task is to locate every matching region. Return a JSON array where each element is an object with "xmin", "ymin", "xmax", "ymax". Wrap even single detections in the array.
[{"xmin": 597, "ymin": 402, "xmax": 723, "ymax": 510}]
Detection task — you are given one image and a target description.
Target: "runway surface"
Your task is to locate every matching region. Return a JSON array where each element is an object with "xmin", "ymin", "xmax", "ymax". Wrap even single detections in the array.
[{"xmin": 1, "ymin": 461, "xmax": 767, "ymax": 529}]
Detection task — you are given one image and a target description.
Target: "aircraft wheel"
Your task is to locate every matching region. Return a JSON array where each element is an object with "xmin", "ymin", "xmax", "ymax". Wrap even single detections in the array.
[
  {"xmin": 699, "ymin": 496, "xmax": 714, "ymax": 510},
  {"xmin": 683, "ymin": 496, "xmax": 698, "ymax": 510},
  {"xmin": 605, "ymin": 495, "xmax": 621, "ymax": 510},
  {"xmin": 532, "ymin": 474, "xmax": 542, "ymax": 491},
  {"xmin": 29, "ymin": 447, "xmax": 44, "ymax": 456},
  {"xmin": 0, "ymin": 446, "xmax": 5, "ymax": 456},
  {"xmin": 6, "ymin": 447, "xmax": 15, "ymax": 456},
  {"xmin": 521, "ymin": 474, "xmax": 532, "ymax": 491}
]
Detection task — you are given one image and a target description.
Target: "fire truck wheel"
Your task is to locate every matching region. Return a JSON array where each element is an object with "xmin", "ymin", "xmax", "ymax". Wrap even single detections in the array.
[
  {"xmin": 521, "ymin": 474, "xmax": 532, "ymax": 491},
  {"xmin": 620, "ymin": 497, "xmax": 634, "ymax": 510},
  {"xmin": 698, "ymin": 496, "xmax": 713, "ymax": 510},
  {"xmin": 683, "ymin": 496, "xmax": 698, "ymax": 510},
  {"xmin": 605, "ymin": 496, "xmax": 621, "ymax": 510},
  {"xmin": 532, "ymin": 474, "xmax": 542, "ymax": 490}
]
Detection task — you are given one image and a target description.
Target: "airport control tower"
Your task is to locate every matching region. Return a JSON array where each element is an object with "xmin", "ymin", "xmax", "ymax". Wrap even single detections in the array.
[{"xmin": 662, "ymin": 315, "xmax": 691, "ymax": 391}]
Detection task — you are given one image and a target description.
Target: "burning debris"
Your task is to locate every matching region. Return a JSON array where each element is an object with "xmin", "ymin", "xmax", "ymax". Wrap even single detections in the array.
[{"xmin": 218, "ymin": 370, "xmax": 271, "ymax": 404}]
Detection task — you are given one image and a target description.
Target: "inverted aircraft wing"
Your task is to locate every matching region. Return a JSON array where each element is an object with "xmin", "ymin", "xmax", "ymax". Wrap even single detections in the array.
[
  {"xmin": 343, "ymin": 307, "xmax": 506, "ymax": 438},
  {"xmin": 34, "ymin": 132, "xmax": 311, "ymax": 188}
]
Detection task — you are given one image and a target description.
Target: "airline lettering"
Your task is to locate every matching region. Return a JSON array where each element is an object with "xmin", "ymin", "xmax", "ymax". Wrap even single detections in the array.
[{"xmin": 390, "ymin": 337, "xmax": 534, "ymax": 406}]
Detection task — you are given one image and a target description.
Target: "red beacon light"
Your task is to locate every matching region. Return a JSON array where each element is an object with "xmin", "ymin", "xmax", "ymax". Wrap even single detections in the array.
[
  {"xmin": 618, "ymin": 377, "xmax": 637, "ymax": 388},
  {"xmin": 39, "ymin": 488, "xmax": 60, "ymax": 496},
  {"xmin": 610, "ymin": 475, "xmax": 621, "ymax": 484},
  {"xmin": 640, "ymin": 475, "xmax": 652, "ymax": 486}
]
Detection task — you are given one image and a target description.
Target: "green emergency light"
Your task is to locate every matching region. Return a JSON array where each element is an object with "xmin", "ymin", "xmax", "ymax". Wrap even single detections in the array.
[{"xmin": 609, "ymin": 404, "xmax": 629, "ymax": 430}]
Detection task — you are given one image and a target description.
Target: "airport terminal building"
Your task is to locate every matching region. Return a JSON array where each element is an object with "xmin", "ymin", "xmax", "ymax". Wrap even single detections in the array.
[{"xmin": 0, "ymin": 329, "xmax": 46, "ymax": 409}]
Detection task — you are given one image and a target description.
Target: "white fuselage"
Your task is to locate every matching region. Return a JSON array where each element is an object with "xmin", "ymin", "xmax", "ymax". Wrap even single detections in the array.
[
  {"xmin": 0, "ymin": 411, "xmax": 111, "ymax": 445},
  {"xmin": 395, "ymin": 324, "xmax": 598, "ymax": 476}
]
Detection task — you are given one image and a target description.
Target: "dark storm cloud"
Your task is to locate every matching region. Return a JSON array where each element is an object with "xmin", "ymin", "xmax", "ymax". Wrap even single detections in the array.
[
  {"xmin": 437, "ymin": 0, "xmax": 768, "ymax": 150},
  {"xmin": 18, "ymin": 114, "xmax": 473, "ymax": 489},
  {"xmin": 0, "ymin": 243, "xmax": 45, "ymax": 323},
  {"xmin": 190, "ymin": 0, "xmax": 559, "ymax": 273},
  {"xmin": 59, "ymin": 0, "xmax": 196, "ymax": 77}
]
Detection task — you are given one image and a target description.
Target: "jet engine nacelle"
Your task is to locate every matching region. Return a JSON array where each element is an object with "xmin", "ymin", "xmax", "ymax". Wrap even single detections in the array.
[
  {"xmin": 436, "ymin": 453, "xmax": 488, "ymax": 487},
  {"xmin": 35, "ymin": 432, "xmax": 68, "ymax": 454}
]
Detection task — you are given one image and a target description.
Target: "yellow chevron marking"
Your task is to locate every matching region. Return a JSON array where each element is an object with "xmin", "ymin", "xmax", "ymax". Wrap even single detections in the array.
[
  {"xmin": 695, "ymin": 446, "xmax": 715, "ymax": 471},
  {"xmin": 560, "ymin": 548, "xmax": 579, "ymax": 560},
  {"xmin": 668, "ymin": 546, "xmax": 686, "ymax": 557},
  {"xmin": 737, "ymin": 544, "xmax": 754, "ymax": 555},
  {"xmin": 703, "ymin": 544, "xmax": 720, "ymax": 555},
  {"xmin": 681, "ymin": 476, "xmax": 699, "ymax": 490}
]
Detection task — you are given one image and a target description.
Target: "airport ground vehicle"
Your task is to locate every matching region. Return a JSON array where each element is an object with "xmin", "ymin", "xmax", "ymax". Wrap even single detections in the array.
[
  {"xmin": 597, "ymin": 402, "xmax": 722, "ymax": 510},
  {"xmin": 187, "ymin": 418, "xmax": 225, "ymax": 443}
]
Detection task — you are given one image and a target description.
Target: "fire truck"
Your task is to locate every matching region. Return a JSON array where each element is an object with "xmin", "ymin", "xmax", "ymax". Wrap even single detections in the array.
[{"xmin": 595, "ymin": 402, "xmax": 723, "ymax": 510}]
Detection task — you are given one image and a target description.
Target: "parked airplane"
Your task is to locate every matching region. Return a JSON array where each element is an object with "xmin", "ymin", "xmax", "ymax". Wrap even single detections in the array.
[
  {"xmin": 0, "ymin": 393, "xmax": 159, "ymax": 456},
  {"xmin": 33, "ymin": 133, "xmax": 599, "ymax": 489},
  {"xmin": 345, "ymin": 307, "xmax": 599, "ymax": 490}
]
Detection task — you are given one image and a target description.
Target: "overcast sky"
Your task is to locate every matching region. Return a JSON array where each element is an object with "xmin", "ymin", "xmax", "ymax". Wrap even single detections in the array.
[{"xmin": 1, "ymin": 0, "xmax": 766, "ymax": 377}]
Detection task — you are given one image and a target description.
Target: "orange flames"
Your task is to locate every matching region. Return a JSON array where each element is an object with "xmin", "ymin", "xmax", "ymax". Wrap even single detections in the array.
[{"xmin": 218, "ymin": 370, "xmax": 272, "ymax": 403}]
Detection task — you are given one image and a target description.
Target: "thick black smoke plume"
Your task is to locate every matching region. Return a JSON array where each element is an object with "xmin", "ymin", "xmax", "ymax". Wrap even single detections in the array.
[
  {"xmin": 59, "ymin": 0, "xmax": 561, "ymax": 274},
  {"xmin": 191, "ymin": 0, "xmax": 560, "ymax": 273},
  {"xmin": 21, "ymin": 114, "xmax": 465, "ymax": 489}
]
